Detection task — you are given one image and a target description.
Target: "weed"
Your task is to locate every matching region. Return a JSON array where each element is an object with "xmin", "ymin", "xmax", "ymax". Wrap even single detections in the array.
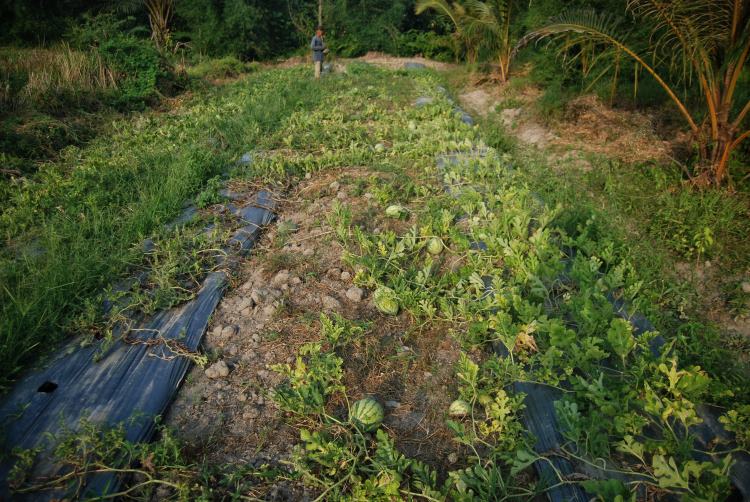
[
  {"xmin": 0, "ymin": 66, "xmax": 347, "ymax": 388},
  {"xmin": 186, "ymin": 56, "xmax": 259, "ymax": 80},
  {"xmin": 195, "ymin": 176, "xmax": 226, "ymax": 208},
  {"xmin": 7, "ymin": 419, "xmax": 282, "ymax": 499}
]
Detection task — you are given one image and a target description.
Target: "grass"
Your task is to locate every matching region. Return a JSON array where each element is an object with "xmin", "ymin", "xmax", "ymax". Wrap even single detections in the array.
[
  {"xmin": 3, "ymin": 62, "xmax": 749, "ymax": 500},
  {"xmin": 184, "ymin": 56, "xmax": 260, "ymax": 80},
  {"xmin": 0, "ymin": 65, "xmax": 363, "ymax": 389},
  {"xmin": 511, "ymin": 144, "xmax": 750, "ymax": 319},
  {"xmin": 0, "ymin": 44, "xmax": 116, "ymax": 113}
]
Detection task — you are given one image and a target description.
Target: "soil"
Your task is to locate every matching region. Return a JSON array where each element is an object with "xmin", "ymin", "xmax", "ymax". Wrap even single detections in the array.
[
  {"xmin": 458, "ymin": 83, "xmax": 670, "ymax": 164},
  {"xmin": 166, "ymin": 168, "xmax": 465, "ymax": 494},
  {"xmin": 279, "ymin": 52, "xmax": 456, "ymax": 72}
]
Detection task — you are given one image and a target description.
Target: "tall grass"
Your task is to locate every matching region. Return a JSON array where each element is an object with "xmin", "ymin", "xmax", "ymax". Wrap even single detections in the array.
[
  {"xmin": 0, "ymin": 66, "xmax": 357, "ymax": 390},
  {"xmin": 0, "ymin": 44, "xmax": 117, "ymax": 112}
]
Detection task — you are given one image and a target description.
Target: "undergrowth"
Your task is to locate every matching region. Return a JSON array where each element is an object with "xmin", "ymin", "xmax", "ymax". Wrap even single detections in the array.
[
  {"xmin": 0, "ymin": 66, "xmax": 382, "ymax": 389},
  {"xmin": 4, "ymin": 63, "xmax": 749, "ymax": 501}
]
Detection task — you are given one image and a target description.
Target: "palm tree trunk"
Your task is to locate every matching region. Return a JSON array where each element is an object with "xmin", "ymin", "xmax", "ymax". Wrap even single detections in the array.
[
  {"xmin": 498, "ymin": 52, "xmax": 509, "ymax": 83},
  {"xmin": 713, "ymin": 127, "xmax": 750, "ymax": 186},
  {"xmin": 145, "ymin": 0, "xmax": 173, "ymax": 52}
]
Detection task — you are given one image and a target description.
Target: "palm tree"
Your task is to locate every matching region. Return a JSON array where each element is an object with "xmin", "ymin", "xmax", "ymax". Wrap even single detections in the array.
[
  {"xmin": 521, "ymin": 2, "xmax": 750, "ymax": 187},
  {"xmin": 144, "ymin": 0, "xmax": 174, "ymax": 52},
  {"xmin": 416, "ymin": 0, "xmax": 515, "ymax": 82},
  {"xmin": 119, "ymin": 0, "xmax": 174, "ymax": 52}
]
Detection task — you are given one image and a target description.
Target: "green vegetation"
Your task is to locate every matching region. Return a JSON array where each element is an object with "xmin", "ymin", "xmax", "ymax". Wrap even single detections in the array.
[
  {"xmin": 524, "ymin": 2, "xmax": 750, "ymax": 187},
  {"xmin": 416, "ymin": 0, "xmax": 515, "ymax": 80},
  {"xmin": 6, "ymin": 63, "xmax": 746, "ymax": 500},
  {"xmin": 0, "ymin": 66, "xmax": 345, "ymax": 389},
  {"xmin": 1, "ymin": 0, "xmax": 749, "ymax": 499},
  {"xmin": 186, "ymin": 56, "xmax": 260, "ymax": 80}
]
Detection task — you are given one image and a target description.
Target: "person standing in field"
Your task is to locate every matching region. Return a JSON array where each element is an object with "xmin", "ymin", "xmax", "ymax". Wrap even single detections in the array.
[{"xmin": 310, "ymin": 26, "xmax": 326, "ymax": 79}]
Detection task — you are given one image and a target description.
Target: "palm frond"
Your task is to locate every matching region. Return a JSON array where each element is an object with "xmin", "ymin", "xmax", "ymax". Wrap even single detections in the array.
[
  {"xmin": 415, "ymin": 0, "xmax": 462, "ymax": 28},
  {"xmin": 627, "ymin": 0, "xmax": 731, "ymax": 83},
  {"xmin": 520, "ymin": 9, "xmax": 698, "ymax": 132}
]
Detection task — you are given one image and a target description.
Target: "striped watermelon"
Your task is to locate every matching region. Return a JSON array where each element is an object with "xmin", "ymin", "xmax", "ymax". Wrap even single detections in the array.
[
  {"xmin": 349, "ymin": 397, "xmax": 384, "ymax": 432},
  {"xmin": 448, "ymin": 399, "xmax": 471, "ymax": 417}
]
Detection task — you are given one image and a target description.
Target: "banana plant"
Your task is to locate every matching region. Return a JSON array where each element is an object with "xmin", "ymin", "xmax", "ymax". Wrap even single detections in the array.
[
  {"xmin": 520, "ymin": 2, "xmax": 750, "ymax": 187},
  {"xmin": 416, "ymin": 0, "xmax": 515, "ymax": 82}
]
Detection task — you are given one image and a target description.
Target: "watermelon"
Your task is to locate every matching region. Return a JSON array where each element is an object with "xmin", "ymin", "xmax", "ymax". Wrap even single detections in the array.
[
  {"xmin": 448, "ymin": 399, "xmax": 471, "ymax": 417},
  {"xmin": 350, "ymin": 397, "xmax": 384, "ymax": 432},
  {"xmin": 385, "ymin": 205, "xmax": 406, "ymax": 218},
  {"xmin": 373, "ymin": 286, "xmax": 399, "ymax": 315},
  {"xmin": 427, "ymin": 237, "xmax": 443, "ymax": 255}
]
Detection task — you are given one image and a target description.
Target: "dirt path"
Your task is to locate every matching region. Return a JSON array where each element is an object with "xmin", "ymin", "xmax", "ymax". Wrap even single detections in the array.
[
  {"xmin": 166, "ymin": 170, "xmax": 462, "ymax": 490},
  {"xmin": 458, "ymin": 83, "xmax": 670, "ymax": 164}
]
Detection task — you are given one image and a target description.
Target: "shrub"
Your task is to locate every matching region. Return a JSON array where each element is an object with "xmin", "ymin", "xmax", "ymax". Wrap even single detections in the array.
[
  {"xmin": 186, "ymin": 56, "xmax": 259, "ymax": 80},
  {"xmin": 395, "ymin": 30, "xmax": 455, "ymax": 62},
  {"xmin": 98, "ymin": 36, "xmax": 166, "ymax": 109},
  {"xmin": 66, "ymin": 12, "xmax": 175, "ymax": 110}
]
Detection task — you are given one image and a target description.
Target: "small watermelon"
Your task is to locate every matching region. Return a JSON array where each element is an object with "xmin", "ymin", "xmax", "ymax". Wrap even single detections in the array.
[
  {"xmin": 427, "ymin": 237, "xmax": 443, "ymax": 255},
  {"xmin": 385, "ymin": 204, "xmax": 406, "ymax": 218},
  {"xmin": 448, "ymin": 399, "xmax": 471, "ymax": 417},
  {"xmin": 373, "ymin": 286, "xmax": 399, "ymax": 315},
  {"xmin": 350, "ymin": 397, "xmax": 384, "ymax": 432}
]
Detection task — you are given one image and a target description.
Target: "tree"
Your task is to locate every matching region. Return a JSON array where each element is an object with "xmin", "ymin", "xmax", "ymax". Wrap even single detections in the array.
[
  {"xmin": 119, "ymin": 0, "xmax": 174, "ymax": 52},
  {"xmin": 522, "ymin": 2, "xmax": 750, "ymax": 187},
  {"xmin": 144, "ymin": 0, "xmax": 173, "ymax": 51},
  {"xmin": 416, "ymin": 0, "xmax": 515, "ymax": 81}
]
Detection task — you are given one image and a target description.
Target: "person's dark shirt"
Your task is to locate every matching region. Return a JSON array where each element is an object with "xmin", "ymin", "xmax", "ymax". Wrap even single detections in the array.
[{"xmin": 311, "ymin": 35, "xmax": 325, "ymax": 62}]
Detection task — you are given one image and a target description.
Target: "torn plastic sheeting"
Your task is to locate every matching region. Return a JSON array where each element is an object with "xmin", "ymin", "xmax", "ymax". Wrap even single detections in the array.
[
  {"xmin": 238, "ymin": 152, "xmax": 253, "ymax": 166},
  {"xmin": 692, "ymin": 407, "xmax": 750, "ymax": 498},
  {"xmin": 607, "ymin": 293, "xmax": 666, "ymax": 357},
  {"xmin": 0, "ymin": 271, "xmax": 226, "ymax": 500},
  {"xmin": 232, "ymin": 190, "xmax": 275, "ymax": 223},
  {"xmin": 227, "ymin": 190, "xmax": 276, "ymax": 253},
  {"xmin": 165, "ymin": 204, "xmax": 198, "ymax": 230},
  {"xmin": 429, "ymin": 111, "xmax": 588, "ymax": 501},
  {"xmin": 513, "ymin": 382, "xmax": 589, "ymax": 502},
  {"xmin": 435, "ymin": 150, "xmax": 490, "ymax": 170},
  {"xmin": 0, "ymin": 190, "xmax": 276, "ymax": 500},
  {"xmin": 455, "ymin": 108, "xmax": 474, "ymax": 126},
  {"xmin": 219, "ymin": 188, "xmax": 245, "ymax": 201},
  {"xmin": 436, "ymin": 150, "xmax": 497, "ymax": 199}
]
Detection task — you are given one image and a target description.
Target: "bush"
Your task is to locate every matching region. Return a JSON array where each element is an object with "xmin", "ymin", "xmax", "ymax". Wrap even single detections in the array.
[
  {"xmin": 66, "ymin": 13, "xmax": 176, "ymax": 110},
  {"xmin": 186, "ymin": 56, "xmax": 259, "ymax": 80},
  {"xmin": 98, "ymin": 36, "xmax": 167, "ymax": 109},
  {"xmin": 395, "ymin": 30, "xmax": 455, "ymax": 62}
]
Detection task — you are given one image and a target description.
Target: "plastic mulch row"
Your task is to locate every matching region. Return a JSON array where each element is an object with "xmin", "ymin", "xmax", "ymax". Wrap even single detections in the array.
[
  {"xmin": 0, "ymin": 185, "xmax": 276, "ymax": 500},
  {"xmin": 426, "ymin": 95, "xmax": 749, "ymax": 500}
]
